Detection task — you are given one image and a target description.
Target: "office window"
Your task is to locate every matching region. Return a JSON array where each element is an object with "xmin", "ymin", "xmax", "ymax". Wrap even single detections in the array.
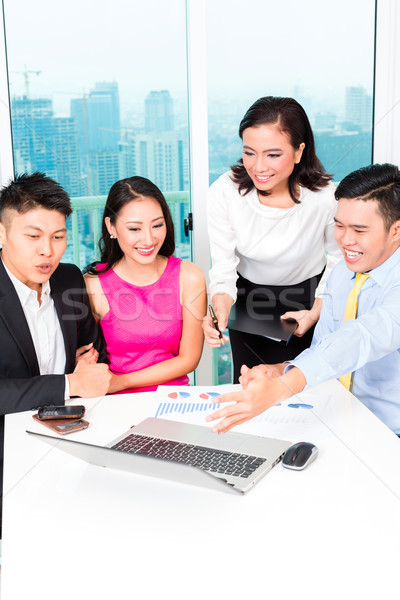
[
  {"xmin": 206, "ymin": 0, "xmax": 376, "ymax": 384},
  {"xmin": 3, "ymin": 0, "xmax": 191, "ymax": 267}
]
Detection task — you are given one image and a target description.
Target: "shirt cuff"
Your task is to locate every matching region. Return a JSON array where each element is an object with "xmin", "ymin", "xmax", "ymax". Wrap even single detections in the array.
[
  {"xmin": 288, "ymin": 351, "xmax": 338, "ymax": 388},
  {"xmin": 208, "ymin": 282, "xmax": 237, "ymax": 304},
  {"xmin": 64, "ymin": 375, "xmax": 70, "ymax": 401}
]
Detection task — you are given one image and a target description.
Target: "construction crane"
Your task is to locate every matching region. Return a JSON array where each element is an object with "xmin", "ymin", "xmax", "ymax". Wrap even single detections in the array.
[
  {"xmin": 14, "ymin": 67, "xmax": 41, "ymax": 98},
  {"xmin": 99, "ymin": 127, "xmax": 133, "ymax": 142}
]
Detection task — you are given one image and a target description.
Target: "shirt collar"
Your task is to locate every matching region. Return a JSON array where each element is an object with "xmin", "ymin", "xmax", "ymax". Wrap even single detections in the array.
[
  {"xmin": 347, "ymin": 246, "xmax": 400, "ymax": 287},
  {"xmin": 1, "ymin": 258, "xmax": 51, "ymax": 307}
]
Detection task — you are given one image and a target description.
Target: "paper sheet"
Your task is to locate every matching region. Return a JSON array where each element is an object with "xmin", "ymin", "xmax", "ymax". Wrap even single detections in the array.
[
  {"xmin": 154, "ymin": 384, "xmax": 336, "ymax": 442},
  {"xmin": 154, "ymin": 384, "xmax": 239, "ymax": 418}
]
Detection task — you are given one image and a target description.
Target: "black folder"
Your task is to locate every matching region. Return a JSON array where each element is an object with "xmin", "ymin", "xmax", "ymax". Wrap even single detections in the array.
[{"xmin": 228, "ymin": 302, "xmax": 298, "ymax": 342}]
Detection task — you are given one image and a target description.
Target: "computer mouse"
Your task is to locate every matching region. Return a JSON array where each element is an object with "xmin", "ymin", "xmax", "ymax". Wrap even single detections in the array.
[{"xmin": 282, "ymin": 442, "xmax": 318, "ymax": 470}]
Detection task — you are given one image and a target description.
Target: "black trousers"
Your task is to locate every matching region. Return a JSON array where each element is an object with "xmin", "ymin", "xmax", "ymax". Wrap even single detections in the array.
[{"xmin": 229, "ymin": 272, "xmax": 323, "ymax": 383}]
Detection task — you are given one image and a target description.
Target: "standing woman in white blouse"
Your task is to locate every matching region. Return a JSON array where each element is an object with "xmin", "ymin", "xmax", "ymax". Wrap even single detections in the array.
[{"xmin": 203, "ymin": 96, "xmax": 342, "ymax": 382}]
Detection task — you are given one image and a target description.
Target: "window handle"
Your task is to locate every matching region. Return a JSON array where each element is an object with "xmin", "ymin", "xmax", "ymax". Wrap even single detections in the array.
[{"xmin": 184, "ymin": 212, "xmax": 193, "ymax": 237}]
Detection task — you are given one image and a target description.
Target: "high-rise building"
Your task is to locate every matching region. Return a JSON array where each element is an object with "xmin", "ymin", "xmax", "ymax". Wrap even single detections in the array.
[
  {"xmin": 70, "ymin": 96, "xmax": 89, "ymax": 173},
  {"xmin": 89, "ymin": 151, "xmax": 120, "ymax": 196},
  {"xmin": 11, "ymin": 97, "xmax": 56, "ymax": 177},
  {"xmin": 11, "ymin": 96, "xmax": 81, "ymax": 196},
  {"xmin": 120, "ymin": 130, "xmax": 184, "ymax": 192},
  {"xmin": 345, "ymin": 86, "xmax": 373, "ymax": 131},
  {"xmin": 145, "ymin": 90, "xmax": 174, "ymax": 132},
  {"xmin": 86, "ymin": 81, "xmax": 121, "ymax": 152},
  {"xmin": 71, "ymin": 81, "xmax": 121, "ymax": 195},
  {"xmin": 119, "ymin": 90, "xmax": 184, "ymax": 193},
  {"xmin": 53, "ymin": 117, "xmax": 82, "ymax": 197},
  {"xmin": 118, "ymin": 133, "xmax": 137, "ymax": 179}
]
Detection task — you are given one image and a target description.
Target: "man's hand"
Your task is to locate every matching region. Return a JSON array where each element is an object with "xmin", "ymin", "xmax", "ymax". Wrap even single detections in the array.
[
  {"xmin": 239, "ymin": 363, "xmax": 286, "ymax": 389},
  {"xmin": 67, "ymin": 361, "xmax": 111, "ymax": 398},
  {"xmin": 281, "ymin": 298, "xmax": 322, "ymax": 337},
  {"xmin": 206, "ymin": 366, "xmax": 307, "ymax": 433},
  {"xmin": 75, "ymin": 342, "xmax": 99, "ymax": 365}
]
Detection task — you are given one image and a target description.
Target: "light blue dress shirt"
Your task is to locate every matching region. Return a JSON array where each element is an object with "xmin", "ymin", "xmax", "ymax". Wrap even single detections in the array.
[{"xmin": 289, "ymin": 246, "xmax": 400, "ymax": 434}]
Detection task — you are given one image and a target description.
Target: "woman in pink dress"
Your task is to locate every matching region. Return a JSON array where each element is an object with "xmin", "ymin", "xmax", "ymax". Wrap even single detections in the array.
[{"xmin": 84, "ymin": 176, "xmax": 206, "ymax": 393}]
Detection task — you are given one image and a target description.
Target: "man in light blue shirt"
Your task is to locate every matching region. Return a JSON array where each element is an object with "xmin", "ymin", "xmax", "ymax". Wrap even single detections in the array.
[
  {"xmin": 292, "ymin": 246, "xmax": 400, "ymax": 433},
  {"xmin": 207, "ymin": 163, "xmax": 400, "ymax": 435}
]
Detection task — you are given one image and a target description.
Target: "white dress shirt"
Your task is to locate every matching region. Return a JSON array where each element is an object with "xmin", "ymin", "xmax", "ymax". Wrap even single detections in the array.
[
  {"xmin": 207, "ymin": 172, "xmax": 342, "ymax": 302},
  {"xmin": 2, "ymin": 259, "xmax": 70, "ymax": 398}
]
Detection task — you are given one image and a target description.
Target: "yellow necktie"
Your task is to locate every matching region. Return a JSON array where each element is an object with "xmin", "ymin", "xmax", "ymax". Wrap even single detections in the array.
[{"xmin": 339, "ymin": 273, "xmax": 370, "ymax": 390}]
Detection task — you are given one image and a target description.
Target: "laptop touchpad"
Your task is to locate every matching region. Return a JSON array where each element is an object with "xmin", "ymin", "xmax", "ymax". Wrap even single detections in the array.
[{"xmin": 194, "ymin": 428, "xmax": 248, "ymax": 453}]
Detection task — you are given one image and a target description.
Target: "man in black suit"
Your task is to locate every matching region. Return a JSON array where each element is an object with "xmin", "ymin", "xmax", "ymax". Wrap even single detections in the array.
[{"xmin": 0, "ymin": 172, "xmax": 111, "ymax": 533}]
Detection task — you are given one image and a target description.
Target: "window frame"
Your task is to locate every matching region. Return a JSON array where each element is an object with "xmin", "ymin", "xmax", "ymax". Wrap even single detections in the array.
[
  {"xmin": 0, "ymin": 3, "xmax": 13, "ymax": 185},
  {"xmin": 373, "ymin": 0, "xmax": 400, "ymax": 164},
  {"xmin": 1, "ymin": 0, "xmax": 399, "ymax": 385}
]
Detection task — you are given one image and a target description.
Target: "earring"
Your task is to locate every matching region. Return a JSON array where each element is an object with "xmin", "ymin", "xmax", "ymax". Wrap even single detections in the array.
[{"xmin": 110, "ymin": 233, "xmax": 116, "ymax": 239}]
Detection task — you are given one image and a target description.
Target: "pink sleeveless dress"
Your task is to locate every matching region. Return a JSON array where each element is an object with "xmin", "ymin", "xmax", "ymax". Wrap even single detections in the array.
[{"xmin": 97, "ymin": 256, "xmax": 189, "ymax": 393}]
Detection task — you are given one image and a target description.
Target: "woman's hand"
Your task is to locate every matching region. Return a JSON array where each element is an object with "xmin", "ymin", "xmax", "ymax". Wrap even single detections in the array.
[
  {"xmin": 107, "ymin": 372, "xmax": 126, "ymax": 394},
  {"xmin": 281, "ymin": 298, "xmax": 322, "ymax": 337},
  {"xmin": 75, "ymin": 342, "xmax": 98, "ymax": 366},
  {"xmin": 202, "ymin": 314, "xmax": 230, "ymax": 347},
  {"xmin": 202, "ymin": 293, "xmax": 233, "ymax": 348}
]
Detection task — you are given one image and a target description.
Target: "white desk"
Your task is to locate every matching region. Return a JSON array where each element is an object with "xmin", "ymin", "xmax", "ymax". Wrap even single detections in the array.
[{"xmin": 2, "ymin": 380, "xmax": 400, "ymax": 600}]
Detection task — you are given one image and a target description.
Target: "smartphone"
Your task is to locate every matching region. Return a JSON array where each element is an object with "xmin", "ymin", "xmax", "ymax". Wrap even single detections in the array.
[
  {"xmin": 32, "ymin": 414, "xmax": 89, "ymax": 435},
  {"xmin": 51, "ymin": 419, "xmax": 89, "ymax": 434},
  {"xmin": 37, "ymin": 405, "xmax": 86, "ymax": 420}
]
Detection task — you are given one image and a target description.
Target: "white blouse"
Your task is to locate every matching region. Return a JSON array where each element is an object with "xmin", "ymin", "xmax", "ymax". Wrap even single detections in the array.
[{"xmin": 207, "ymin": 171, "xmax": 342, "ymax": 303}]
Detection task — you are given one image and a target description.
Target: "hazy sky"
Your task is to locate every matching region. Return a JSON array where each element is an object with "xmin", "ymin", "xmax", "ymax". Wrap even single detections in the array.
[
  {"xmin": 206, "ymin": 0, "xmax": 375, "ymax": 97},
  {"xmin": 4, "ymin": 0, "xmax": 187, "ymax": 114},
  {"xmin": 3, "ymin": 0, "xmax": 375, "ymax": 117}
]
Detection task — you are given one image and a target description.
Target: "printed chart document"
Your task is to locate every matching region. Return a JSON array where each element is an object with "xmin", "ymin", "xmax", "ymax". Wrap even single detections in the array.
[
  {"xmin": 154, "ymin": 385, "xmax": 239, "ymax": 420},
  {"xmin": 155, "ymin": 383, "xmax": 337, "ymax": 441}
]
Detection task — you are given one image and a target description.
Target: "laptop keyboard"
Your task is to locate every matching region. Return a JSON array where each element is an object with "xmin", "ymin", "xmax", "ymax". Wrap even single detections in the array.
[{"xmin": 111, "ymin": 433, "xmax": 266, "ymax": 478}]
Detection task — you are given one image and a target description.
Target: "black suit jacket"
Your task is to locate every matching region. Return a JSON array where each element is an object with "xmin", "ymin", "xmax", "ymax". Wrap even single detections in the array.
[{"xmin": 0, "ymin": 258, "xmax": 107, "ymax": 503}]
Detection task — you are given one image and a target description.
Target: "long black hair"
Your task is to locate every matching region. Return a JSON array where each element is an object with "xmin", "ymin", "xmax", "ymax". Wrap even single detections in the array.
[
  {"xmin": 85, "ymin": 176, "xmax": 175, "ymax": 274},
  {"xmin": 231, "ymin": 96, "xmax": 332, "ymax": 203}
]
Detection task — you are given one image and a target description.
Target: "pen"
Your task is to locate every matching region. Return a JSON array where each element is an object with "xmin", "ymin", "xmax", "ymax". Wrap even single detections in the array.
[{"xmin": 208, "ymin": 304, "xmax": 224, "ymax": 345}]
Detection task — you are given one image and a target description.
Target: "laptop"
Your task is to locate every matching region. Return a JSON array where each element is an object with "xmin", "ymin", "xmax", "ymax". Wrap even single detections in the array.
[{"xmin": 27, "ymin": 417, "xmax": 292, "ymax": 494}]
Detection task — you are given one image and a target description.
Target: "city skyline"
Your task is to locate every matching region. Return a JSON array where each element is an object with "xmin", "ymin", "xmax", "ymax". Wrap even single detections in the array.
[
  {"xmin": 11, "ymin": 84, "xmax": 187, "ymax": 193},
  {"xmin": 10, "ymin": 80, "xmax": 373, "ymax": 189},
  {"xmin": 9, "ymin": 83, "xmax": 191, "ymax": 269},
  {"xmin": 8, "ymin": 72, "xmax": 373, "ymax": 124}
]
